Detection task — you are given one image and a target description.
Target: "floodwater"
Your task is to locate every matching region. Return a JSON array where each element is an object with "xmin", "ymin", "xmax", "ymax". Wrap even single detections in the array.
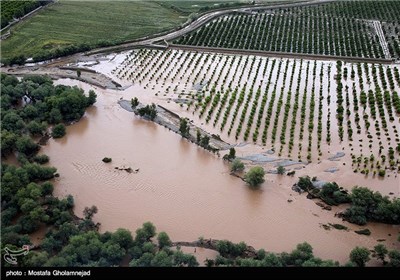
[
  {"xmin": 88, "ymin": 50, "xmax": 400, "ymax": 195},
  {"xmin": 43, "ymin": 78, "xmax": 400, "ymax": 265}
]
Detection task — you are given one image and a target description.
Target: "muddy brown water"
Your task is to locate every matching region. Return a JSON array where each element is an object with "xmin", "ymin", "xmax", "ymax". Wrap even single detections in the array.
[
  {"xmin": 41, "ymin": 78, "xmax": 400, "ymax": 265},
  {"xmin": 94, "ymin": 50, "xmax": 399, "ymax": 195}
]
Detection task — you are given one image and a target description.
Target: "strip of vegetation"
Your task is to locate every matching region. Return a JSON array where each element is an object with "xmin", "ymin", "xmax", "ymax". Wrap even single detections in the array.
[
  {"xmin": 295, "ymin": 176, "xmax": 400, "ymax": 225},
  {"xmin": 0, "ymin": 0, "xmax": 47, "ymax": 29}
]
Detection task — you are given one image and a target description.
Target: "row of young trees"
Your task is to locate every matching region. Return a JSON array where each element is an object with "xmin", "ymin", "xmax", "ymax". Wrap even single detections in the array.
[
  {"xmin": 337, "ymin": 60, "xmax": 400, "ymax": 175},
  {"xmin": 174, "ymin": 8, "xmax": 385, "ymax": 58},
  {"xmin": 114, "ymin": 47, "xmax": 399, "ymax": 167}
]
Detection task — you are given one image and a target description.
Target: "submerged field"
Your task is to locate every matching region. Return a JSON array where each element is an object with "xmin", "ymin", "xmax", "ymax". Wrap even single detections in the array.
[
  {"xmin": 1, "ymin": 0, "xmax": 400, "ymax": 267},
  {"xmin": 43, "ymin": 78, "xmax": 399, "ymax": 264},
  {"xmin": 108, "ymin": 49, "xmax": 400, "ymax": 188}
]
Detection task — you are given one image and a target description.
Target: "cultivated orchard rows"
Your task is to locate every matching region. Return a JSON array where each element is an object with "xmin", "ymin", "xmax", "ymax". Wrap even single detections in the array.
[
  {"xmin": 174, "ymin": 1, "xmax": 400, "ymax": 59},
  {"xmin": 113, "ymin": 48, "xmax": 400, "ymax": 175}
]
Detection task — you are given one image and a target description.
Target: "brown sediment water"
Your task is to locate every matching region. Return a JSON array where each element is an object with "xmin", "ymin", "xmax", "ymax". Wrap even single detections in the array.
[{"xmin": 43, "ymin": 78, "xmax": 399, "ymax": 265}]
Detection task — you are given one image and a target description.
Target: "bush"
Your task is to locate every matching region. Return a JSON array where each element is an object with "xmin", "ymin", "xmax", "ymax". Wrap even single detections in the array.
[
  {"xmin": 131, "ymin": 97, "xmax": 139, "ymax": 108},
  {"xmin": 354, "ymin": 229, "xmax": 371, "ymax": 236},
  {"xmin": 297, "ymin": 176, "xmax": 313, "ymax": 191},
  {"xmin": 349, "ymin": 247, "xmax": 370, "ymax": 267},
  {"xmin": 287, "ymin": 170, "xmax": 295, "ymax": 176},
  {"xmin": 102, "ymin": 157, "xmax": 112, "ymax": 163},
  {"xmin": 277, "ymin": 165, "xmax": 285, "ymax": 175},
  {"xmin": 378, "ymin": 169, "xmax": 386, "ymax": 177},
  {"xmin": 33, "ymin": 154, "xmax": 49, "ymax": 164},
  {"xmin": 319, "ymin": 182, "xmax": 350, "ymax": 205},
  {"xmin": 231, "ymin": 159, "xmax": 245, "ymax": 173},
  {"xmin": 51, "ymin": 124, "xmax": 66, "ymax": 138},
  {"xmin": 330, "ymin": 224, "xmax": 348, "ymax": 230}
]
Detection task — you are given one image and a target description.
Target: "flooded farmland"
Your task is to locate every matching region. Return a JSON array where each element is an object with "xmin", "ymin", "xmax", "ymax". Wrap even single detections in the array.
[{"xmin": 41, "ymin": 73, "xmax": 399, "ymax": 264}]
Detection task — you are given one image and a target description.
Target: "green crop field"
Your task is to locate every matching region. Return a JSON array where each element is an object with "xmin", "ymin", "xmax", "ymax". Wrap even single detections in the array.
[
  {"xmin": 158, "ymin": 0, "xmax": 249, "ymax": 14},
  {"xmin": 0, "ymin": 0, "xmax": 188, "ymax": 62}
]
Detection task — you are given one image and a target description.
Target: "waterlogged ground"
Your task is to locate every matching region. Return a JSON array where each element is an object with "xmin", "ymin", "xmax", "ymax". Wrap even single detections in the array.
[
  {"xmin": 41, "ymin": 78, "xmax": 400, "ymax": 265},
  {"xmin": 77, "ymin": 49, "xmax": 400, "ymax": 195}
]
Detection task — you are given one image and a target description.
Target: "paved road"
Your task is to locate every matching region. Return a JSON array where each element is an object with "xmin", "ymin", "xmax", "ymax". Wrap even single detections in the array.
[
  {"xmin": 169, "ymin": 44, "xmax": 393, "ymax": 64},
  {"xmin": 372, "ymin": 20, "xmax": 391, "ymax": 59}
]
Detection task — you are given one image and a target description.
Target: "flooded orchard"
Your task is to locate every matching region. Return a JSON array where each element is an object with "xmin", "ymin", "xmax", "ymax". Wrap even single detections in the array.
[
  {"xmin": 41, "ymin": 78, "xmax": 399, "ymax": 264},
  {"xmin": 92, "ymin": 50, "xmax": 400, "ymax": 195}
]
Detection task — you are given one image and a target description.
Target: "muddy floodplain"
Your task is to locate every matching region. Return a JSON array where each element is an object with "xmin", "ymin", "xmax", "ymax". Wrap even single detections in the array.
[{"xmin": 41, "ymin": 49, "xmax": 400, "ymax": 265}]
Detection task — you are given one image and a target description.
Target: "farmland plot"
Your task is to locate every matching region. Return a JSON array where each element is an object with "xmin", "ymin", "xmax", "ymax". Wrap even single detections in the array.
[
  {"xmin": 111, "ymin": 49, "xmax": 400, "ymax": 179},
  {"xmin": 173, "ymin": 0, "xmax": 400, "ymax": 59}
]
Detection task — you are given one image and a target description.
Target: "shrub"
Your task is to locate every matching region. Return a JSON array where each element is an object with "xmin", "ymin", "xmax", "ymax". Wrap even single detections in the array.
[
  {"xmin": 51, "ymin": 124, "xmax": 66, "ymax": 138},
  {"xmin": 33, "ymin": 154, "xmax": 49, "ymax": 164},
  {"xmin": 231, "ymin": 159, "xmax": 245, "ymax": 173},
  {"xmin": 354, "ymin": 229, "xmax": 371, "ymax": 236},
  {"xmin": 277, "ymin": 165, "xmax": 286, "ymax": 175},
  {"xmin": 102, "ymin": 157, "xmax": 112, "ymax": 163}
]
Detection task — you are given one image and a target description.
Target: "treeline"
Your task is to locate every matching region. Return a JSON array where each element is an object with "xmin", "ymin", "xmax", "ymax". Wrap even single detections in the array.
[
  {"xmin": 296, "ymin": 176, "xmax": 400, "ymax": 225},
  {"xmin": 1, "ymin": 74, "xmax": 97, "ymax": 261},
  {"xmin": 212, "ymin": 238, "xmax": 400, "ymax": 267},
  {"xmin": 0, "ymin": 0, "xmax": 49, "ymax": 29},
  {"xmin": 2, "ymin": 40, "xmax": 121, "ymax": 66},
  {"xmin": 1, "ymin": 74, "xmax": 96, "ymax": 161}
]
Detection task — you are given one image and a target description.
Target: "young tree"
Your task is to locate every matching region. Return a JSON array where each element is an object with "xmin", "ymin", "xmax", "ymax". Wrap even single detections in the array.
[
  {"xmin": 196, "ymin": 129, "xmax": 201, "ymax": 143},
  {"xmin": 277, "ymin": 165, "xmax": 285, "ymax": 175},
  {"xmin": 179, "ymin": 118, "xmax": 190, "ymax": 137},
  {"xmin": 349, "ymin": 247, "xmax": 371, "ymax": 267},
  {"xmin": 374, "ymin": 244, "xmax": 388, "ymax": 264},
  {"xmin": 138, "ymin": 104, "xmax": 157, "ymax": 120},
  {"xmin": 231, "ymin": 159, "xmax": 245, "ymax": 173},
  {"xmin": 77, "ymin": 70, "xmax": 81, "ymax": 78},
  {"xmin": 244, "ymin": 166, "xmax": 265, "ymax": 187},
  {"xmin": 131, "ymin": 97, "xmax": 139, "ymax": 109},
  {"xmin": 228, "ymin": 148, "xmax": 236, "ymax": 159},
  {"xmin": 200, "ymin": 135, "xmax": 210, "ymax": 148}
]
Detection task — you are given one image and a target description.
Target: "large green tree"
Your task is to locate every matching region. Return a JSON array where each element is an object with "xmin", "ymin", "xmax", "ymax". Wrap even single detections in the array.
[{"xmin": 244, "ymin": 166, "xmax": 265, "ymax": 187}]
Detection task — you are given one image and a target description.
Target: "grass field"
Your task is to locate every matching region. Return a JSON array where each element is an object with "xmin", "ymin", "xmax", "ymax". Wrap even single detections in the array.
[
  {"xmin": 0, "ymin": 0, "xmax": 188, "ymax": 61},
  {"xmin": 158, "ymin": 0, "xmax": 249, "ymax": 14}
]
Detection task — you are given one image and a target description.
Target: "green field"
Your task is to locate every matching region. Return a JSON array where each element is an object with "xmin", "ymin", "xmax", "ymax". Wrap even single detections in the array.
[
  {"xmin": 0, "ymin": 0, "xmax": 293, "ymax": 63},
  {"xmin": 0, "ymin": 0, "xmax": 188, "ymax": 62},
  {"xmin": 157, "ymin": 0, "xmax": 249, "ymax": 14}
]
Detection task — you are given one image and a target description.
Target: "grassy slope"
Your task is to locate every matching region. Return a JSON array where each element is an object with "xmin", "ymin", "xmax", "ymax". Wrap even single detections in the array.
[{"xmin": 1, "ymin": 0, "xmax": 187, "ymax": 60}]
